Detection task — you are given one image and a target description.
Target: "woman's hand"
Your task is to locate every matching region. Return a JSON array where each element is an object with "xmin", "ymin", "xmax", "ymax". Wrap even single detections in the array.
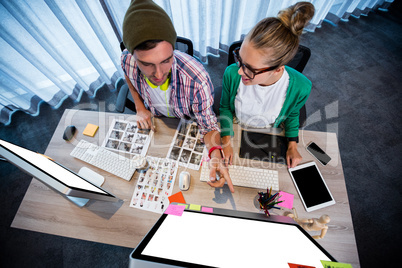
[
  {"xmin": 207, "ymin": 149, "xmax": 234, "ymax": 193},
  {"xmin": 221, "ymin": 135, "xmax": 233, "ymax": 166},
  {"xmin": 286, "ymin": 141, "xmax": 302, "ymax": 168}
]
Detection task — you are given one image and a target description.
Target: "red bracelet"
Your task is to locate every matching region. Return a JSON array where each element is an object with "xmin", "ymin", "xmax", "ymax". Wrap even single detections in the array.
[{"xmin": 208, "ymin": 146, "xmax": 222, "ymax": 159}]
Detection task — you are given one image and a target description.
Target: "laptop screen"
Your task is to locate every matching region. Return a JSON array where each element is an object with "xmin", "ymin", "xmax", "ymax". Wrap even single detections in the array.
[{"xmin": 131, "ymin": 209, "xmax": 335, "ymax": 268}]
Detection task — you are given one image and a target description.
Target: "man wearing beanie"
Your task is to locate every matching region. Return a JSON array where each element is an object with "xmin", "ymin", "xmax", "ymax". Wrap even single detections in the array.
[{"xmin": 121, "ymin": 0, "xmax": 234, "ymax": 192}]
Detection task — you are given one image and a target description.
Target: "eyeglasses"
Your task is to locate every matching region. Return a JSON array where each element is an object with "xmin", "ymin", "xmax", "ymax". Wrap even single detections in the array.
[{"xmin": 233, "ymin": 48, "xmax": 278, "ymax": 80}]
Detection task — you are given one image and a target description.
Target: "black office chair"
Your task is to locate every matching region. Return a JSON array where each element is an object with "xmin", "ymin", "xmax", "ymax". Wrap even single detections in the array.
[
  {"xmin": 115, "ymin": 37, "xmax": 194, "ymax": 113},
  {"xmin": 214, "ymin": 40, "xmax": 311, "ymax": 128}
]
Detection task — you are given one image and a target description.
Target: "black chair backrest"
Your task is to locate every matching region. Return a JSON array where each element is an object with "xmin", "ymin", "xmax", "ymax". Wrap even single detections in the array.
[
  {"xmin": 175, "ymin": 37, "xmax": 194, "ymax": 56},
  {"xmin": 227, "ymin": 40, "xmax": 243, "ymax": 66},
  {"xmin": 287, "ymin": 45, "xmax": 311, "ymax": 73},
  {"xmin": 227, "ymin": 40, "xmax": 311, "ymax": 73},
  {"xmin": 119, "ymin": 37, "xmax": 193, "ymax": 56}
]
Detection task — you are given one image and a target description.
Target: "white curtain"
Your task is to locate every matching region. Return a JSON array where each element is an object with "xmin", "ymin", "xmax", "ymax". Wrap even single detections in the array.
[
  {"xmin": 0, "ymin": 0, "xmax": 123, "ymax": 125},
  {"xmin": 0, "ymin": 0, "xmax": 393, "ymax": 125},
  {"xmin": 97, "ymin": 0, "xmax": 395, "ymax": 62}
]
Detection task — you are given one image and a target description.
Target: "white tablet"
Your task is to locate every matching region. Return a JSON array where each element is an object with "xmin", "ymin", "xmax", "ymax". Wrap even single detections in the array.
[{"xmin": 288, "ymin": 161, "xmax": 335, "ymax": 212}]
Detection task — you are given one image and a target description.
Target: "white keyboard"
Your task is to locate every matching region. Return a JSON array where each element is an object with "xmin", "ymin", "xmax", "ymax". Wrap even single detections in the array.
[
  {"xmin": 199, "ymin": 163, "xmax": 279, "ymax": 191},
  {"xmin": 70, "ymin": 140, "xmax": 142, "ymax": 181}
]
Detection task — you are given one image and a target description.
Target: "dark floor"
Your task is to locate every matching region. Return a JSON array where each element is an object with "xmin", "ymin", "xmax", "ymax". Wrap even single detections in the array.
[{"xmin": 1, "ymin": 4, "xmax": 402, "ymax": 268}]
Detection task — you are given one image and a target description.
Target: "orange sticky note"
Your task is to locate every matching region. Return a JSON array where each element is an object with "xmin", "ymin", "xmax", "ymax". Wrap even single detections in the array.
[
  {"xmin": 168, "ymin": 191, "xmax": 186, "ymax": 204},
  {"xmin": 83, "ymin": 123, "xmax": 99, "ymax": 137}
]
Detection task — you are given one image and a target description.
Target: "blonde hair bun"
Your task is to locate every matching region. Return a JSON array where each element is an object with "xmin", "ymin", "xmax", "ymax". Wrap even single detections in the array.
[{"xmin": 278, "ymin": 2, "xmax": 315, "ymax": 36}]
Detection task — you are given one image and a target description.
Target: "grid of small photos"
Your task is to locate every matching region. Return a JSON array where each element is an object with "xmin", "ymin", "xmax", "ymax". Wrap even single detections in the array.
[
  {"xmin": 166, "ymin": 119, "xmax": 205, "ymax": 170},
  {"xmin": 130, "ymin": 156, "xmax": 178, "ymax": 213},
  {"xmin": 101, "ymin": 119, "xmax": 153, "ymax": 157}
]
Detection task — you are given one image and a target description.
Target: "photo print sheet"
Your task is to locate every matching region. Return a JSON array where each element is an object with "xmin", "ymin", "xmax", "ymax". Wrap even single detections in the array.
[
  {"xmin": 130, "ymin": 156, "xmax": 178, "ymax": 213},
  {"xmin": 102, "ymin": 119, "xmax": 153, "ymax": 157},
  {"xmin": 166, "ymin": 119, "xmax": 206, "ymax": 170}
]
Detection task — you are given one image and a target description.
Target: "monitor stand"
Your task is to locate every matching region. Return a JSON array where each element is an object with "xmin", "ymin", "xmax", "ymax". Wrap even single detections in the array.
[{"xmin": 67, "ymin": 167, "xmax": 105, "ymax": 207}]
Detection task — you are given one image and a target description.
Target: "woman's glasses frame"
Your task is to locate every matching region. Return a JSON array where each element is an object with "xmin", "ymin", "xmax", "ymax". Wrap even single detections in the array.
[{"xmin": 233, "ymin": 48, "xmax": 278, "ymax": 80}]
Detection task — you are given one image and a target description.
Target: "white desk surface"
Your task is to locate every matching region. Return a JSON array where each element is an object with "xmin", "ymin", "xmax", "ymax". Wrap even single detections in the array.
[{"xmin": 12, "ymin": 109, "xmax": 359, "ymax": 267}]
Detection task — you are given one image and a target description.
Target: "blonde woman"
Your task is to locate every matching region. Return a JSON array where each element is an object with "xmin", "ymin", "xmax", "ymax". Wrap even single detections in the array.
[{"xmin": 209, "ymin": 2, "xmax": 315, "ymax": 189}]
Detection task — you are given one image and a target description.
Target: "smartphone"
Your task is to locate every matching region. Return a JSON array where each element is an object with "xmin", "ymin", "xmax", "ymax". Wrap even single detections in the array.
[
  {"xmin": 306, "ymin": 142, "xmax": 331, "ymax": 166},
  {"xmin": 288, "ymin": 161, "xmax": 335, "ymax": 212}
]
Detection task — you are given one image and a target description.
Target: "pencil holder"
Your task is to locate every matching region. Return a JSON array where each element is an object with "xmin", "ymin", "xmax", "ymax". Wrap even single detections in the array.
[{"xmin": 257, "ymin": 187, "xmax": 283, "ymax": 217}]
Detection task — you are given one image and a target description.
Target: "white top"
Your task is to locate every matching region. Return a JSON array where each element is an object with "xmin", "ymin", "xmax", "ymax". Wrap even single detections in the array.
[
  {"xmin": 147, "ymin": 85, "xmax": 175, "ymax": 117},
  {"xmin": 234, "ymin": 70, "xmax": 289, "ymax": 128}
]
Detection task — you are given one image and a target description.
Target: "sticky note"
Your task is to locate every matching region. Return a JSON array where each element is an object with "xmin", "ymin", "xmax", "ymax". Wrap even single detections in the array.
[
  {"xmin": 288, "ymin": 263, "xmax": 315, "ymax": 268},
  {"xmin": 83, "ymin": 123, "xmax": 99, "ymax": 137},
  {"xmin": 168, "ymin": 191, "xmax": 186, "ymax": 204},
  {"xmin": 320, "ymin": 260, "xmax": 353, "ymax": 268},
  {"xmin": 164, "ymin": 204, "xmax": 186, "ymax": 216},
  {"xmin": 278, "ymin": 191, "xmax": 294, "ymax": 209},
  {"xmin": 177, "ymin": 203, "xmax": 188, "ymax": 209},
  {"xmin": 201, "ymin": 207, "xmax": 213, "ymax": 213},
  {"xmin": 189, "ymin": 204, "xmax": 201, "ymax": 211}
]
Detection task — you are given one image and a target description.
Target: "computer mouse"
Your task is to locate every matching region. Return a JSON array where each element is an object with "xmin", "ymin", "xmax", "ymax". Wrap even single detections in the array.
[
  {"xmin": 179, "ymin": 171, "xmax": 191, "ymax": 191},
  {"xmin": 63, "ymin": 125, "xmax": 76, "ymax": 141}
]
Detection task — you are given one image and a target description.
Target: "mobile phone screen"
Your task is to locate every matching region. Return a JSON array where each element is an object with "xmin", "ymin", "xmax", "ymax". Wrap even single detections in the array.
[{"xmin": 307, "ymin": 142, "xmax": 331, "ymax": 165}]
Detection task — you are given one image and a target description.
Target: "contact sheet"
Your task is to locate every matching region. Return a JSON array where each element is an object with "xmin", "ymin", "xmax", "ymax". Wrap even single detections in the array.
[
  {"xmin": 102, "ymin": 119, "xmax": 153, "ymax": 157},
  {"xmin": 129, "ymin": 156, "xmax": 178, "ymax": 213},
  {"xmin": 166, "ymin": 119, "xmax": 206, "ymax": 170}
]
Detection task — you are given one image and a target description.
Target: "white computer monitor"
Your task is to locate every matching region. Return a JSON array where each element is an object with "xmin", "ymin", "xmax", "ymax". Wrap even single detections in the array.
[
  {"xmin": 129, "ymin": 207, "xmax": 336, "ymax": 268},
  {"xmin": 0, "ymin": 139, "xmax": 119, "ymax": 204}
]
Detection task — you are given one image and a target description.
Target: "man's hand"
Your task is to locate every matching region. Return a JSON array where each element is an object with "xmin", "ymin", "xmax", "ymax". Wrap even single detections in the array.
[
  {"xmin": 206, "ymin": 149, "xmax": 234, "ymax": 193},
  {"xmin": 124, "ymin": 74, "xmax": 155, "ymax": 131},
  {"xmin": 286, "ymin": 141, "xmax": 302, "ymax": 168},
  {"xmin": 136, "ymin": 108, "xmax": 155, "ymax": 131}
]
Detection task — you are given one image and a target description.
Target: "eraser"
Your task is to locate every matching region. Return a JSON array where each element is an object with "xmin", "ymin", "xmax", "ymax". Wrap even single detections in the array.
[{"xmin": 83, "ymin": 123, "xmax": 99, "ymax": 137}]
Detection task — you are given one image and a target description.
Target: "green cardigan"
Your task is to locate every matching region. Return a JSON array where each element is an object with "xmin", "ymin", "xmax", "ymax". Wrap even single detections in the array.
[{"xmin": 219, "ymin": 64, "xmax": 312, "ymax": 139}]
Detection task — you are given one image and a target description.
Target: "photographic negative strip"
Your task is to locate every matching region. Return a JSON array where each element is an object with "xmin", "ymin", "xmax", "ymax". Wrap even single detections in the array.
[
  {"xmin": 188, "ymin": 124, "xmax": 198, "ymax": 138},
  {"xmin": 113, "ymin": 121, "xmax": 127, "ymax": 131},
  {"xmin": 119, "ymin": 142, "xmax": 132, "ymax": 152},
  {"xmin": 123, "ymin": 133, "xmax": 135, "ymax": 142},
  {"xmin": 127, "ymin": 122, "xmax": 138, "ymax": 133},
  {"xmin": 179, "ymin": 149, "xmax": 192, "ymax": 164},
  {"xmin": 174, "ymin": 134, "xmax": 185, "ymax": 147},
  {"xmin": 135, "ymin": 134, "xmax": 148, "ymax": 145},
  {"xmin": 129, "ymin": 156, "xmax": 178, "ymax": 213},
  {"xmin": 102, "ymin": 119, "xmax": 153, "ymax": 157},
  {"xmin": 166, "ymin": 119, "xmax": 206, "ymax": 170},
  {"xmin": 168, "ymin": 147, "xmax": 181, "ymax": 161},
  {"xmin": 183, "ymin": 137, "xmax": 196, "ymax": 150},
  {"xmin": 194, "ymin": 139, "xmax": 204, "ymax": 153},
  {"xmin": 189, "ymin": 152, "xmax": 202, "ymax": 166},
  {"xmin": 178, "ymin": 121, "xmax": 189, "ymax": 135},
  {"xmin": 105, "ymin": 140, "xmax": 119, "ymax": 150},
  {"xmin": 110, "ymin": 130, "xmax": 123, "ymax": 140}
]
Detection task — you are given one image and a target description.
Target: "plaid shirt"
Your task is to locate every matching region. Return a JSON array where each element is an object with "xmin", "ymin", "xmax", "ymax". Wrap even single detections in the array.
[{"xmin": 121, "ymin": 49, "xmax": 219, "ymax": 135}]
